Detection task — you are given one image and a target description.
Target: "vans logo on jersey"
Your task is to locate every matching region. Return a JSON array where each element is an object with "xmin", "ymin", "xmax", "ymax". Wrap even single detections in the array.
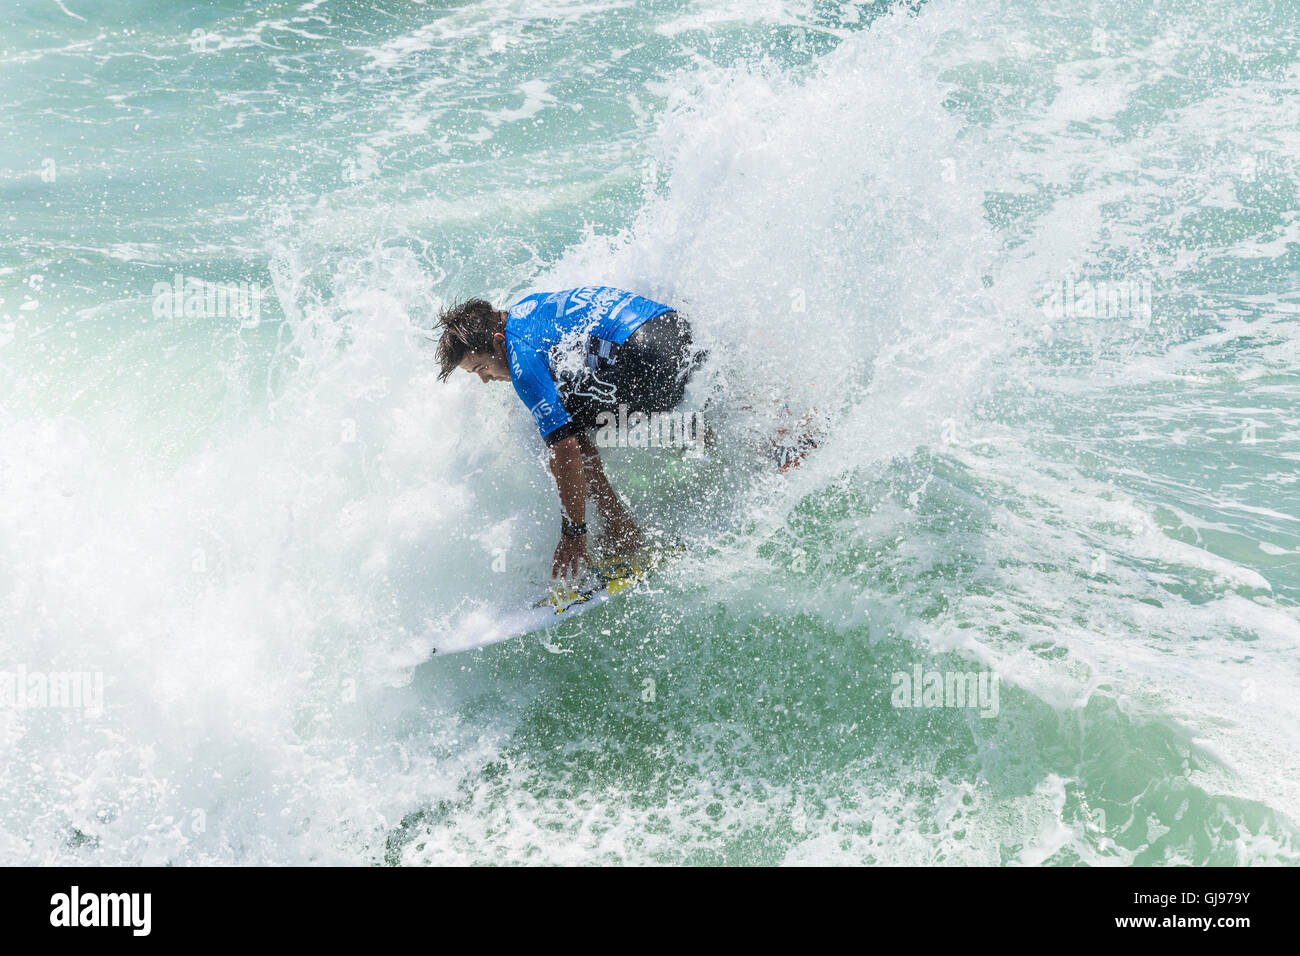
[{"xmin": 564, "ymin": 286, "xmax": 596, "ymax": 314}]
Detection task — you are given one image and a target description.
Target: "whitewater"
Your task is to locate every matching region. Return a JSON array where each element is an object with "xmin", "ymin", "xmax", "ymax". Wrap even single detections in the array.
[{"xmin": 1, "ymin": 0, "xmax": 1297, "ymax": 864}]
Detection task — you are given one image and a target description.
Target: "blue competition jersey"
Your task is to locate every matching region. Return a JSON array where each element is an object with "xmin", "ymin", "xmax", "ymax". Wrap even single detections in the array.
[{"xmin": 505, "ymin": 286, "xmax": 673, "ymax": 441}]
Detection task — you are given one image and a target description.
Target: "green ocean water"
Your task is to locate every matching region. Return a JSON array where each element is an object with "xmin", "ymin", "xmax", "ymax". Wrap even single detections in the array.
[{"xmin": 1, "ymin": 0, "xmax": 1298, "ymax": 864}]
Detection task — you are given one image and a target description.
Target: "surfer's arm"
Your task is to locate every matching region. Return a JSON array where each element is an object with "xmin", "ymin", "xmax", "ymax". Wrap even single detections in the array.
[
  {"xmin": 507, "ymin": 346, "xmax": 591, "ymax": 577},
  {"xmin": 575, "ymin": 433, "xmax": 643, "ymax": 555},
  {"xmin": 548, "ymin": 436, "xmax": 590, "ymax": 578},
  {"xmin": 548, "ymin": 436, "xmax": 587, "ymax": 527}
]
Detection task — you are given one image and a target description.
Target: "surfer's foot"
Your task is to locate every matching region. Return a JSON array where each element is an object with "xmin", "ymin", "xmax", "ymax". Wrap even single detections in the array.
[{"xmin": 772, "ymin": 426, "xmax": 821, "ymax": 472}]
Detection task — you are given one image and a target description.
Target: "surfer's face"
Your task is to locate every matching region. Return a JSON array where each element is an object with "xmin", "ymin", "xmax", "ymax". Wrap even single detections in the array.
[{"xmin": 459, "ymin": 333, "xmax": 510, "ymax": 383}]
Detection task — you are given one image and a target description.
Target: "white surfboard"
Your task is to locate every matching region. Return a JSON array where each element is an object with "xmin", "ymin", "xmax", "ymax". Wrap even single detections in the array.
[{"xmin": 431, "ymin": 547, "xmax": 682, "ymax": 655}]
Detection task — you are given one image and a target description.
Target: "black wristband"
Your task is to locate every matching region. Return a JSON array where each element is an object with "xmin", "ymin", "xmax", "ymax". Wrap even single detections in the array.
[{"xmin": 561, "ymin": 519, "xmax": 587, "ymax": 537}]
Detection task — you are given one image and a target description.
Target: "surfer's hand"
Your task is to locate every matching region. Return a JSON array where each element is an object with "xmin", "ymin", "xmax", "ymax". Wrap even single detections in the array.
[
  {"xmin": 599, "ymin": 514, "xmax": 643, "ymax": 557},
  {"xmin": 552, "ymin": 535, "xmax": 590, "ymax": 580}
]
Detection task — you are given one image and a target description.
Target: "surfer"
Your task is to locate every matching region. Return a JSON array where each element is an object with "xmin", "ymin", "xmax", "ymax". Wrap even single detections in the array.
[{"xmin": 436, "ymin": 287, "xmax": 704, "ymax": 579}]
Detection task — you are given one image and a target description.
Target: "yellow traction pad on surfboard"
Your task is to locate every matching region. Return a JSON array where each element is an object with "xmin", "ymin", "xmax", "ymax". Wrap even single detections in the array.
[{"xmin": 533, "ymin": 545, "xmax": 684, "ymax": 614}]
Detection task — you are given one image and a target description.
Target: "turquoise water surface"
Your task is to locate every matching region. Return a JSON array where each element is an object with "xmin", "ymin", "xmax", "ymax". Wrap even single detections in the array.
[{"xmin": 1, "ymin": 0, "xmax": 1298, "ymax": 864}]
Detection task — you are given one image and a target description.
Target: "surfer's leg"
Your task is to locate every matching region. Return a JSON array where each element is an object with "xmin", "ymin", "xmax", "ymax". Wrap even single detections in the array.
[
  {"xmin": 617, "ymin": 311, "xmax": 716, "ymax": 455},
  {"xmin": 615, "ymin": 310, "xmax": 700, "ymax": 413},
  {"xmin": 559, "ymin": 311, "xmax": 699, "ymax": 447}
]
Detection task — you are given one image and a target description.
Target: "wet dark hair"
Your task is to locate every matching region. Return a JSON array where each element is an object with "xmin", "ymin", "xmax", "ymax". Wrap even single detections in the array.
[{"xmin": 435, "ymin": 298, "xmax": 503, "ymax": 382}]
